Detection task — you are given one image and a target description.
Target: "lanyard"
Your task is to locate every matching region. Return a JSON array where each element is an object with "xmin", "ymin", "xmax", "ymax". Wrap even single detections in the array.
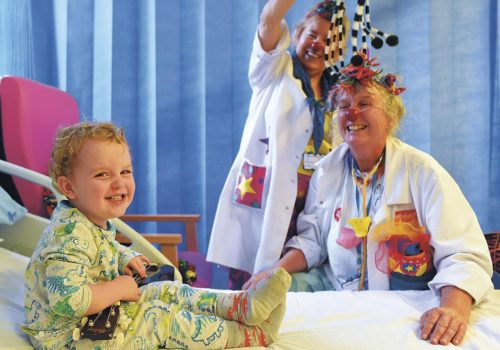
[
  {"xmin": 354, "ymin": 168, "xmax": 380, "ymax": 218},
  {"xmin": 350, "ymin": 153, "xmax": 384, "ymax": 290}
]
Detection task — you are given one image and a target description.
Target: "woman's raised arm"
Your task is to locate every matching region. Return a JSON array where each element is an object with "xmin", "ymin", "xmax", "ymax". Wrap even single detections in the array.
[{"xmin": 258, "ymin": 0, "xmax": 296, "ymax": 52}]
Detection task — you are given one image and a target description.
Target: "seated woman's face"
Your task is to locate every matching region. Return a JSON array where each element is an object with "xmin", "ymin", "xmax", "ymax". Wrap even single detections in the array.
[{"xmin": 336, "ymin": 85, "xmax": 392, "ymax": 161}]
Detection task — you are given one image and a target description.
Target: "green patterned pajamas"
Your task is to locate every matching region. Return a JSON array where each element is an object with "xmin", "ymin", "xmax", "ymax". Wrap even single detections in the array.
[
  {"xmin": 22, "ymin": 201, "xmax": 288, "ymax": 350},
  {"xmin": 74, "ymin": 281, "xmax": 229, "ymax": 349},
  {"xmin": 22, "ymin": 202, "xmax": 228, "ymax": 350}
]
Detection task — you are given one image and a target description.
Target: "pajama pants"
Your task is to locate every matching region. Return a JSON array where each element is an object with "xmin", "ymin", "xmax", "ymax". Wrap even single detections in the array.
[{"xmin": 72, "ymin": 281, "xmax": 229, "ymax": 350}]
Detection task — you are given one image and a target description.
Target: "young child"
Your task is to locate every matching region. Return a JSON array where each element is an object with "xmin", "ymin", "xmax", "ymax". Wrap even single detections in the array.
[{"xmin": 21, "ymin": 121, "xmax": 291, "ymax": 350}]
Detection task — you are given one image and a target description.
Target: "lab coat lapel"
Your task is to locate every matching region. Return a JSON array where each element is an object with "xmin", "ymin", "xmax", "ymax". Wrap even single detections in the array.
[{"xmin": 382, "ymin": 137, "xmax": 412, "ymax": 206}]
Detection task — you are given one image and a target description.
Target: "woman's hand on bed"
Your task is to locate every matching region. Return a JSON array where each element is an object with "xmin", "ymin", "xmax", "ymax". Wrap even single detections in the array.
[
  {"xmin": 124, "ymin": 255, "xmax": 151, "ymax": 278},
  {"xmin": 419, "ymin": 286, "xmax": 472, "ymax": 346},
  {"xmin": 243, "ymin": 249, "xmax": 307, "ymax": 290},
  {"xmin": 242, "ymin": 270, "xmax": 274, "ymax": 290}
]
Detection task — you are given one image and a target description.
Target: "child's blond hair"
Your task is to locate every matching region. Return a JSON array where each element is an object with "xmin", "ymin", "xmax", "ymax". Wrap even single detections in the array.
[{"xmin": 49, "ymin": 121, "xmax": 128, "ymax": 193}]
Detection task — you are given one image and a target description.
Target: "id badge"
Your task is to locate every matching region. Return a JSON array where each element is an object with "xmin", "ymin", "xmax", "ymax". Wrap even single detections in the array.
[{"xmin": 303, "ymin": 153, "xmax": 324, "ymax": 170}]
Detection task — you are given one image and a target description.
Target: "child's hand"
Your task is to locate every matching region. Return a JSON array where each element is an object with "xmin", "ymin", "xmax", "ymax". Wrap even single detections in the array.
[
  {"xmin": 113, "ymin": 275, "xmax": 142, "ymax": 302},
  {"xmin": 87, "ymin": 275, "xmax": 142, "ymax": 314},
  {"xmin": 124, "ymin": 255, "xmax": 151, "ymax": 278}
]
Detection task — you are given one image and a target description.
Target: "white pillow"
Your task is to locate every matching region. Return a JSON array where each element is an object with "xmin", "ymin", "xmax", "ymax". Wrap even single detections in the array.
[{"xmin": 0, "ymin": 187, "xmax": 27, "ymax": 225}]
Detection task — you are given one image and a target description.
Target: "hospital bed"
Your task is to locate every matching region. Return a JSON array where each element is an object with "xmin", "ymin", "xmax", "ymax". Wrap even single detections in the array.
[{"xmin": 1, "ymin": 159, "xmax": 499, "ymax": 349}]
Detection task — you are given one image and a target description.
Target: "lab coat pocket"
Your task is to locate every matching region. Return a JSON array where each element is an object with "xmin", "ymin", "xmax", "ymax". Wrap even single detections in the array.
[
  {"xmin": 233, "ymin": 159, "xmax": 267, "ymax": 209},
  {"xmin": 387, "ymin": 236, "xmax": 436, "ymax": 291},
  {"xmin": 371, "ymin": 217, "xmax": 436, "ymax": 291},
  {"xmin": 389, "ymin": 268, "xmax": 436, "ymax": 291}
]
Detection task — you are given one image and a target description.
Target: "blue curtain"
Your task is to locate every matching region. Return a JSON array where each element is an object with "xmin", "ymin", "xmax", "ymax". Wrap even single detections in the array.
[{"xmin": 1, "ymin": 0, "xmax": 499, "ymax": 258}]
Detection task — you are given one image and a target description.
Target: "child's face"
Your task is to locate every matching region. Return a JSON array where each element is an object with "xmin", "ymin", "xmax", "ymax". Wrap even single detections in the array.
[{"xmin": 58, "ymin": 139, "xmax": 135, "ymax": 228}]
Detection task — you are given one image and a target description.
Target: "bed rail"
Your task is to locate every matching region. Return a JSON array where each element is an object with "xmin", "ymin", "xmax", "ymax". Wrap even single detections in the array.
[{"xmin": 0, "ymin": 159, "xmax": 181, "ymax": 280}]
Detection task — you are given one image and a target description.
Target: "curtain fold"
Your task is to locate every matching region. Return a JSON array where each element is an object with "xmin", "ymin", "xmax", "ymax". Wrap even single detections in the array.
[
  {"xmin": 0, "ymin": 0, "xmax": 35, "ymax": 78},
  {"xmin": 490, "ymin": 0, "xmax": 500, "ymax": 233},
  {"xmin": 0, "ymin": 0, "xmax": 499, "ymax": 255}
]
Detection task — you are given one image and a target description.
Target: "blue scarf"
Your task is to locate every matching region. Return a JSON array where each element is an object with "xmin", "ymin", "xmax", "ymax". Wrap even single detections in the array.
[{"xmin": 291, "ymin": 50, "xmax": 335, "ymax": 154}]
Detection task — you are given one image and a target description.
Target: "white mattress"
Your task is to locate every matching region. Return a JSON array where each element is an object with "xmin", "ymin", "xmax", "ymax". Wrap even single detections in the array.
[
  {"xmin": 265, "ymin": 290, "xmax": 500, "ymax": 350},
  {"xmin": 1, "ymin": 246, "xmax": 499, "ymax": 350},
  {"xmin": 0, "ymin": 246, "xmax": 33, "ymax": 349}
]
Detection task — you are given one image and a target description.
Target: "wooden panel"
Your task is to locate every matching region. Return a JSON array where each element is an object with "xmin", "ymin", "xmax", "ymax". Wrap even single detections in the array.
[
  {"xmin": 116, "ymin": 233, "xmax": 182, "ymax": 267},
  {"xmin": 121, "ymin": 214, "xmax": 200, "ymax": 252}
]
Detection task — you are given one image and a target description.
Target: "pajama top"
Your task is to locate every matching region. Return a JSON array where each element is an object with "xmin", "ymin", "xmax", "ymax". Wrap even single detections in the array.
[
  {"xmin": 21, "ymin": 202, "xmax": 230, "ymax": 350},
  {"xmin": 21, "ymin": 201, "xmax": 140, "ymax": 349}
]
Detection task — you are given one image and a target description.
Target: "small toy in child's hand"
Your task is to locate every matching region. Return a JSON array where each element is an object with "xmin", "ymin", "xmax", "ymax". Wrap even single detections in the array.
[{"xmin": 132, "ymin": 263, "xmax": 175, "ymax": 287}]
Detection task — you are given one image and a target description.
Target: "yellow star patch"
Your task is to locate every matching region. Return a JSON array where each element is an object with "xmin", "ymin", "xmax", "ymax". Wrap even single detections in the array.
[
  {"xmin": 404, "ymin": 265, "xmax": 415, "ymax": 272},
  {"xmin": 348, "ymin": 216, "xmax": 371, "ymax": 238},
  {"xmin": 237, "ymin": 175, "xmax": 256, "ymax": 199}
]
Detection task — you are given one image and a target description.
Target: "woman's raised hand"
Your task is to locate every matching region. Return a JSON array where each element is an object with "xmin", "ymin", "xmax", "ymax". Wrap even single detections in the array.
[{"xmin": 259, "ymin": 0, "xmax": 296, "ymax": 52}]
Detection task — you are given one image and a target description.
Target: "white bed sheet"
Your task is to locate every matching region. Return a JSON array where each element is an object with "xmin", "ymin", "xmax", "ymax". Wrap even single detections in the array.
[
  {"xmin": 2, "ymin": 246, "xmax": 499, "ymax": 350},
  {"xmin": 0, "ymin": 246, "xmax": 33, "ymax": 349},
  {"xmin": 261, "ymin": 290, "xmax": 500, "ymax": 350}
]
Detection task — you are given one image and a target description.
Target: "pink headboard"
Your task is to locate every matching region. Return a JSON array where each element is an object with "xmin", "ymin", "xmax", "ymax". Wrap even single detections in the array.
[{"xmin": 0, "ymin": 76, "xmax": 79, "ymax": 216}]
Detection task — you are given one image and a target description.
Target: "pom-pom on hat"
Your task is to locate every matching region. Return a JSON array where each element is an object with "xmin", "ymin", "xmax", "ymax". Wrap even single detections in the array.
[
  {"xmin": 304, "ymin": 1, "xmax": 345, "ymax": 72},
  {"xmin": 351, "ymin": 0, "xmax": 399, "ymax": 54},
  {"xmin": 320, "ymin": 0, "xmax": 399, "ymax": 77}
]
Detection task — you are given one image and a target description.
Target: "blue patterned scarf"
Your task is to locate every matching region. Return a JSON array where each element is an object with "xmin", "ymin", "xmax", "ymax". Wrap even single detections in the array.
[{"xmin": 291, "ymin": 50, "xmax": 334, "ymax": 154}]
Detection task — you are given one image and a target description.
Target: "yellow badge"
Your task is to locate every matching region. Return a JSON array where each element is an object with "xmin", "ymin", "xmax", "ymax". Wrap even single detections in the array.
[{"xmin": 348, "ymin": 216, "xmax": 371, "ymax": 238}]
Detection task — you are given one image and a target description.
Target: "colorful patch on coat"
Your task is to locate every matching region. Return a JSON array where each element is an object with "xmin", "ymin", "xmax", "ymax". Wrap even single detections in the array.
[
  {"xmin": 334, "ymin": 207, "xmax": 342, "ymax": 222},
  {"xmin": 387, "ymin": 238, "xmax": 433, "ymax": 277},
  {"xmin": 348, "ymin": 216, "xmax": 371, "ymax": 238},
  {"xmin": 233, "ymin": 160, "xmax": 266, "ymax": 208},
  {"xmin": 336, "ymin": 226, "xmax": 362, "ymax": 249},
  {"xmin": 394, "ymin": 209, "xmax": 419, "ymax": 227}
]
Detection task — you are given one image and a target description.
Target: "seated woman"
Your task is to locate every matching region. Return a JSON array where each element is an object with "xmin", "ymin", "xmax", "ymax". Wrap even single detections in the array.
[{"xmin": 244, "ymin": 53, "xmax": 493, "ymax": 346}]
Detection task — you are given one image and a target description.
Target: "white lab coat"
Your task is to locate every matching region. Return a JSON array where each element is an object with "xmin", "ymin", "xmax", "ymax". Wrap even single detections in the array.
[
  {"xmin": 286, "ymin": 137, "xmax": 493, "ymax": 303},
  {"xmin": 207, "ymin": 22, "xmax": 315, "ymax": 274}
]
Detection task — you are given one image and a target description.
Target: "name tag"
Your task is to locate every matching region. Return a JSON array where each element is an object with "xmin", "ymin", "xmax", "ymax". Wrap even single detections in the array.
[{"xmin": 303, "ymin": 153, "xmax": 324, "ymax": 170}]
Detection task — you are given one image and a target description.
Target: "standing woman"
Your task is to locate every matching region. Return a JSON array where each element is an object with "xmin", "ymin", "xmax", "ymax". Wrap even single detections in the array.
[{"xmin": 207, "ymin": 0, "xmax": 344, "ymax": 290}]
